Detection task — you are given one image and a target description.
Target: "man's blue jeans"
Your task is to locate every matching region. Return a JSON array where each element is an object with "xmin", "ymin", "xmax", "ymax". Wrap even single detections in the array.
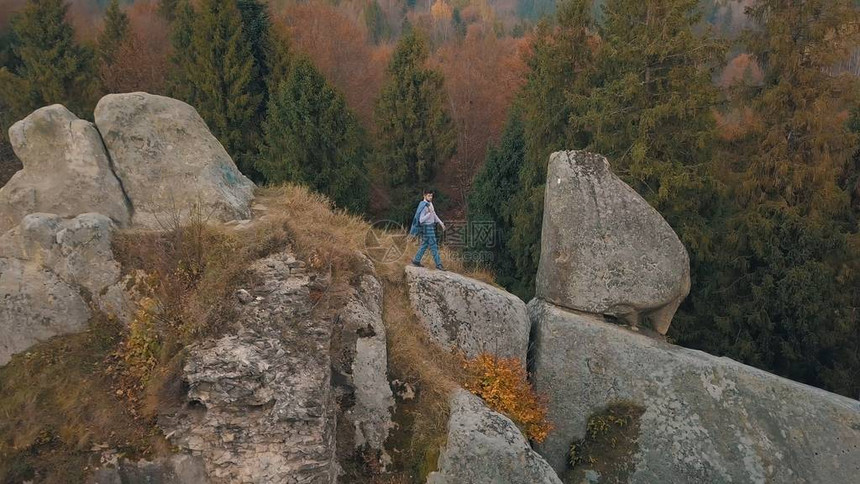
[{"xmin": 413, "ymin": 224, "xmax": 442, "ymax": 268}]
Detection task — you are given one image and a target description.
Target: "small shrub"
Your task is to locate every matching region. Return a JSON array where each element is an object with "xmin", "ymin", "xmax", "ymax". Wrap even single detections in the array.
[
  {"xmin": 117, "ymin": 297, "xmax": 162, "ymax": 388},
  {"xmin": 462, "ymin": 353, "xmax": 552, "ymax": 443},
  {"xmin": 567, "ymin": 403, "xmax": 644, "ymax": 480}
]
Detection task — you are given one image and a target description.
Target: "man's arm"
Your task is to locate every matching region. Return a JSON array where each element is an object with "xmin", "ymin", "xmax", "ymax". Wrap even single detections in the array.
[{"xmin": 430, "ymin": 203, "xmax": 445, "ymax": 229}]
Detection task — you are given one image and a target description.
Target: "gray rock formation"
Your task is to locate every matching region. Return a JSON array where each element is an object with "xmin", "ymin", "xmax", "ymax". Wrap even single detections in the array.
[
  {"xmin": 536, "ymin": 151, "xmax": 690, "ymax": 334},
  {"xmin": 89, "ymin": 455, "xmax": 208, "ymax": 484},
  {"xmin": 339, "ymin": 272, "xmax": 395, "ymax": 461},
  {"xmin": 0, "ymin": 213, "xmax": 119, "ymax": 295},
  {"xmin": 427, "ymin": 389, "xmax": 562, "ymax": 484},
  {"xmin": 160, "ymin": 252, "xmax": 338, "ymax": 483},
  {"xmin": 0, "ymin": 212, "xmax": 134, "ymax": 322},
  {"xmin": 0, "ymin": 104, "xmax": 130, "ymax": 234},
  {"xmin": 405, "ymin": 265, "xmax": 530, "ymax": 361},
  {"xmin": 94, "ymin": 92, "xmax": 254, "ymax": 229},
  {"xmin": 528, "ymin": 298, "xmax": 860, "ymax": 482},
  {"xmin": 0, "ymin": 257, "xmax": 90, "ymax": 364}
]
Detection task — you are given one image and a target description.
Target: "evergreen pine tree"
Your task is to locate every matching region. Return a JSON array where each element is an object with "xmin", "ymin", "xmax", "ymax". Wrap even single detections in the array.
[
  {"xmin": 0, "ymin": 0, "xmax": 98, "ymax": 123},
  {"xmin": 158, "ymin": 0, "xmax": 180, "ymax": 22},
  {"xmin": 166, "ymin": 0, "xmax": 195, "ymax": 102},
  {"xmin": 576, "ymin": 0, "xmax": 723, "ymax": 231},
  {"xmin": 257, "ymin": 57, "xmax": 369, "ymax": 213},
  {"xmin": 237, "ymin": 0, "xmax": 271, "ymax": 104},
  {"xmin": 364, "ymin": 0, "xmax": 390, "ymax": 44},
  {"xmin": 467, "ymin": 111, "xmax": 526, "ymax": 288},
  {"xmin": 375, "ymin": 27, "xmax": 456, "ymax": 220},
  {"xmin": 265, "ymin": 28, "xmax": 292, "ymax": 98},
  {"xmin": 98, "ymin": 0, "xmax": 130, "ymax": 67},
  {"xmin": 674, "ymin": 0, "xmax": 860, "ymax": 398},
  {"xmin": 170, "ymin": 0, "xmax": 261, "ymax": 178}
]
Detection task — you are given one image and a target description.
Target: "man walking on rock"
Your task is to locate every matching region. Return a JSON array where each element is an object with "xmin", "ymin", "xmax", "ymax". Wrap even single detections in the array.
[{"xmin": 410, "ymin": 189, "xmax": 446, "ymax": 270}]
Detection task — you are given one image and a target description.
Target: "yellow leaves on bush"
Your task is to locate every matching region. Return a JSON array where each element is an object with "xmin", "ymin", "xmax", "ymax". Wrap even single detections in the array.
[
  {"xmin": 462, "ymin": 353, "xmax": 552, "ymax": 443},
  {"xmin": 121, "ymin": 296, "xmax": 162, "ymax": 384}
]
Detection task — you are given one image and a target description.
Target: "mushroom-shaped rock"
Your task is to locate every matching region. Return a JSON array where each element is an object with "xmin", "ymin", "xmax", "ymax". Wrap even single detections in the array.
[
  {"xmin": 94, "ymin": 92, "xmax": 255, "ymax": 229},
  {"xmin": 405, "ymin": 265, "xmax": 530, "ymax": 362},
  {"xmin": 427, "ymin": 389, "xmax": 562, "ymax": 484},
  {"xmin": 0, "ymin": 104, "xmax": 131, "ymax": 234},
  {"xmin": 536, "ymin": 150, "xmax": 690, "ymax": 334},
  {"xmin": 528, "ymin": 298, "xmax": 860, "ymax": 480}
]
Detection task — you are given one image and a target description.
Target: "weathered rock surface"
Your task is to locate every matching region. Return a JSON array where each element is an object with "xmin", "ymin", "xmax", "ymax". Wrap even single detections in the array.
[
  {"xmin": 427, "ymin": 389, "xmax": 562, "ymax": 484},
  {"xmin": 89, "ymin": 454, "xmax": 208, "ymax": 484},
  {"xmin": 0, "ymin": 213, "xmax": 119, "ymax": 294},
  {"xmin": 0, "ymin": 212, "xmax": 134, "ymax": 322},
  {"xmin": 405, "ymin": 265, "xmax": 530, "ymax": 361},
  {"xmin": 160, "ymin": 252, "xmax": 338, "ymax": 483},
  {"xmin": 528, "ymin": 298, "xmax": 860, "ymax": 482},
  {"xmin": 335, "ymin": 270, "xmax": 394, "ymax": 464},
  {"xmin": 0, "ymin": 104, "xmax": 130, "ymax": 234},
  {"xmin": 536, "ymin": 151, "xmax": 690, "ymax": 334},
  {"xmin": 0, "ymin": 257, "xmax": 90, "ymax": 364},
  {"xmin": 94, "ymin": 92, "xmax": 254, "ymax": 229}
]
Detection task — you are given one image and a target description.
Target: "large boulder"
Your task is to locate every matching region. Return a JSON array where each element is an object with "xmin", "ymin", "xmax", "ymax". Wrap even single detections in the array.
[
  {"xmin": 536, "ymin": 151, "xmax": 690, "ymax": 334},
  {"xmin": 0, "ymin": 104, "xmax": 130, "ymax": 234},
  {"xmin": 94, "ymin": 92, "xmax": 254, "ymax": 229},
  {"xmin": 405, "ymin": 265, "xmax": 530, "ymax": 362},
  {"xmin": 0, "ymin": 212, "xmax": 134, "ymax": 322},
  {"xmin": 528, "ymin": 298, "xmax": 860, "ymax": 481},
  {"xmin": 427, "ymin": 389, "xmax": 562, "ymax": 484},
  {"xmin": 0, "ymin": 257, "xmax": 91, "ymax": 365},
  {"xmin": 0, "ymin": 213, "xmax": 119, "ymax": 295}
]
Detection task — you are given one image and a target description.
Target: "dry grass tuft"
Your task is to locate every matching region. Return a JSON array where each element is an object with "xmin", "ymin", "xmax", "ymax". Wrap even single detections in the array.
[{"xmin": 0, "ymin": 313, "xmax": 170, "ymax": 483}]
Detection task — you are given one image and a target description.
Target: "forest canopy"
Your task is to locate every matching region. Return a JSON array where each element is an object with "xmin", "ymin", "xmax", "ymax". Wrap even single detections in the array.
[{"xmin": 0, "ymin": 0, "xmax": 858, "ymax": 399}]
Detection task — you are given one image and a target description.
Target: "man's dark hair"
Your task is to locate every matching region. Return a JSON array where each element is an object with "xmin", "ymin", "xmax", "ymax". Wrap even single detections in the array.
[{"xmin": 423, "ymin": 188, "xmax": 434, "ymax": 195}]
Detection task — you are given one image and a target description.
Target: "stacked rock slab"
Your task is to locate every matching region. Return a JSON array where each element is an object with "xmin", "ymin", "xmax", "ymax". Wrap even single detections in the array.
[
  {"xmin": 0, "ymin": 104, "xmax": 130, "ymax": 234},
  {"xmin": 536, "ymin": 150, "xmax": 689, "ymax": 334},
  {"xmin": 529, "ymin": 150, "xmax": 860, "ymax": 481},
  {"xmin": 159, "ymin": 252, "xmax": 338, "ymax": 483},
  {"xmin": 427, "ymin": 389, "xmax": 562, "ymax": 484},
  {"xmin": 334, "ymin": 268, "xmax": 395, "ymax": 465},
  {"xmin": 88, "ymin": 455, "xmax": 208, "ymax": 484},
  {"xmin": 0, "ymin": 257, "xmax": 90, "ymax": 364},
  {"xmin": 94, "ymin": 92, "xmax": 255, "ymax": 229},
  {"xmin": 405, "ymin": 265, "xmax": 530, "ymax": 362},
  {"xmin": 529, "ymin": 299, "xmax": 860, "ymax": 482}
]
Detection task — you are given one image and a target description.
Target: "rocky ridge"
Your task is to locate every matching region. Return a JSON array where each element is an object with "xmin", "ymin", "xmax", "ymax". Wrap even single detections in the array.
[
  {"xmin": 3, "ymin": 97, "xmax": 859, "ymax": 483},
  {"xmin": 527, "ymin": 150, "xmax": 860, "ymax": 482},
  {"xmin": 0, "ymin": 92, "xmax": 255, "ymax": 364}
]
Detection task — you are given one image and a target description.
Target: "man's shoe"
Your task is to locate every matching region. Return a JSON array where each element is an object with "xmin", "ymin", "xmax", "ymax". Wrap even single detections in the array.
[{"xmin": 411, "ymin": 260, "xmax": 423, "ymax": 267}]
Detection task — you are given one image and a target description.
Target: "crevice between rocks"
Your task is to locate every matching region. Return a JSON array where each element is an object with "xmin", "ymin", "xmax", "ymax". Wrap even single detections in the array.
[{"xmin": 93, "ymin": 125, "xmax": 135, "ymax": 222}]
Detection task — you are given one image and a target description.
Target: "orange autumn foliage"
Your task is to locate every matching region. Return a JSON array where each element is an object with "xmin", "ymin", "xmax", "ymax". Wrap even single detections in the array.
[
  {"xmin": 431, "ymin": 24, "xmax": 528, "ymax": 214},
  {"xmin": 462, "ymin": 353, "xmax": 552, "ymax": 443},
  {"xmin": 719, "ymin": 53, "xmax": 764, "ymax": 88},
  {"xmin": 100, "ymin": 1, "xmax": 170, "ymax": 95},
  {"xmin": 274, "ymin": 1, "xmax": 390, "ymax": 128}
]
